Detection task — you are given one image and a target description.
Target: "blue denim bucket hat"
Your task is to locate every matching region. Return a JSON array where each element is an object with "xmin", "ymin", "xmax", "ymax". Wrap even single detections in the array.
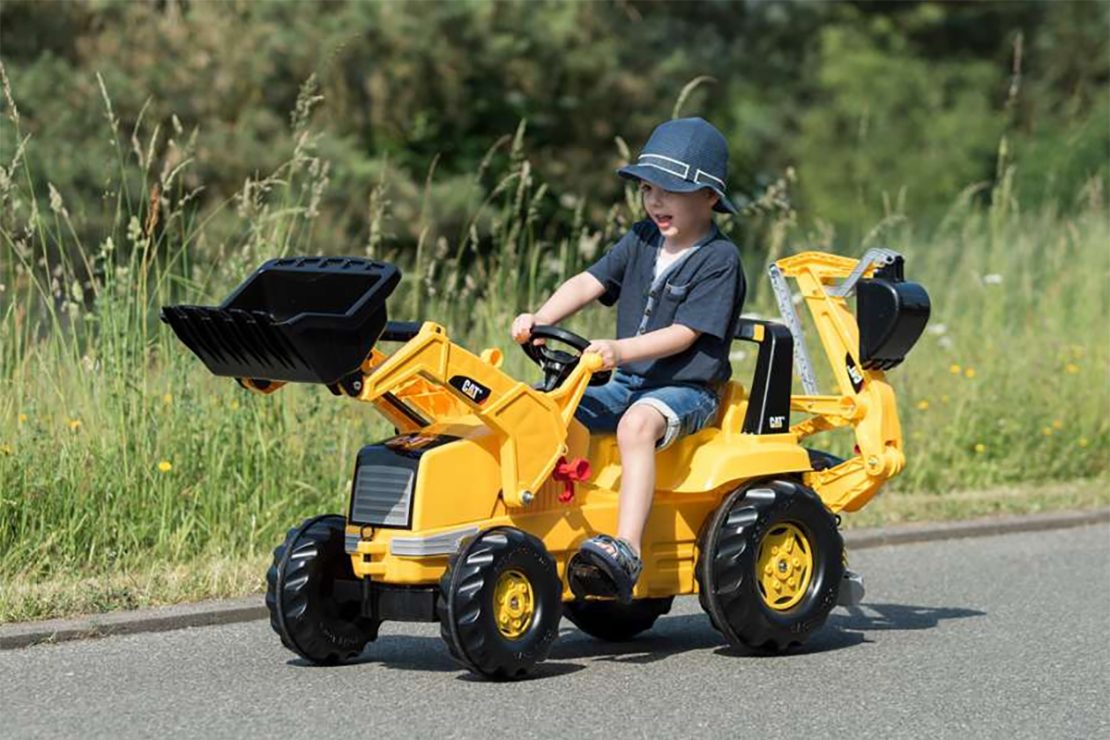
[{"xmin": 617, "ymin": 117, "xmax": 737, "ymax": 214}]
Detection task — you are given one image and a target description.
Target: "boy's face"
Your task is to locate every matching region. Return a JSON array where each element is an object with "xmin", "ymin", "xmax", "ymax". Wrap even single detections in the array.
[{"xmin": 639, "ymin": 181, "xmax": 719, "ymax": 242}]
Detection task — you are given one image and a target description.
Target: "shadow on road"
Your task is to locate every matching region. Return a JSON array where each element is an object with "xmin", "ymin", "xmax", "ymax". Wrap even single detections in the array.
[
  {"xmin": 549, "ymin": 616, "xmax": 723, "ymax": 665},
  {"xmin": 288, "ymin": 601, "xmax": 985, "ymax": 677},
  {"xmin": 713, "ymin": 601, "xmax": 986, "ymax": 658},
  {"xmin": 288, "ymin": 634, "xmax": 459, "ymax": 672},
  {"xmin": 830, "ymin": 602, "xmax": 986, "ymax": 633}
]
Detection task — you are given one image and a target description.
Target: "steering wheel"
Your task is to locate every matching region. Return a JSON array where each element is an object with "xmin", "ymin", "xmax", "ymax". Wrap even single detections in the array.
[{"xmin": 521, "ymin": 325, "xmax": 612, "ymax": 392}]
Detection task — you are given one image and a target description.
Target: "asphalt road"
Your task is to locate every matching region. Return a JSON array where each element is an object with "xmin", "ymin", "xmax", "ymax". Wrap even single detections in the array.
[{"xmin": 2, "ymin": 524, "xmax": 1108, "ymax": 740}]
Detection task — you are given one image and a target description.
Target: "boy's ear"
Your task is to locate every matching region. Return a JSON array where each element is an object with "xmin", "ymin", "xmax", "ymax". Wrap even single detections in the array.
[{"xmin": 705, "ymin": 190, "xmax": 720, "ymax": 208}]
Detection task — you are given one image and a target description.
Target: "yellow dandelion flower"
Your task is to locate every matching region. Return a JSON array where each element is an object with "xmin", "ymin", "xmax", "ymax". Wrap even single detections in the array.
[
  {"xmin": 1065, "ymin": 363, "xmax": 1079, "ymax": 375},
  {"xmin": 974, "ymin": 443, "xmax": 986, "ymax": 454},
  {"xmin": 229, "ymin": 398, "xmax": 240, "ymax": 411},
  {"xmin": 0, "ymin": 443, "xmax": 12, "ymax": 456},
  {"xmin": 162, "ymin": 393, "xmax": 173, "ymax": 405},
  {"xmin": 68, "ymin": 419, "xmax": 82, "ymax": 432},
  {"xmin": 1078, "ymin": 437, "xmax": 1089, "ymax": 448},
  {"xmin": 17, "ymin": 413, "xmax": 27, "ymax": 425},
  {"xmin": 964, "ymin": 367, "xmax": 976, "ymax": 379},
  {"xmin": 1042, "ymin": 426, "xmax": 1053, "ymax": 437},
  {"xmin": 916, "ymin": 400, "xmax": 930, "ymax": 411},
  {"xmin": 157, "ymin": 460, "xmax": 173, "ymax": 473},
  {"xmin": 1052, "ymin": 419, "xmax": 1063, "ymax": 430},
  {"xmin": 949, "ymin": 364, "xmax": 961, "ymax": 375}
]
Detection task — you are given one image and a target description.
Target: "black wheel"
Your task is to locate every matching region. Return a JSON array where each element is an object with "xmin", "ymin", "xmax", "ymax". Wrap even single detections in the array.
[
  {"xmin": 265, "ymin": 514, "xmax": 378, "ymax": 664},
  {"xmin": 437, "ymin": 527, "xmax": 562, "ymax": 680},
  {"xmin": 564, "ymin": 597, "xmax": 674, "ymax": 641},
  {"xmin": 696, "ymin": 480, "xmax": 844, "ymax": 652}
]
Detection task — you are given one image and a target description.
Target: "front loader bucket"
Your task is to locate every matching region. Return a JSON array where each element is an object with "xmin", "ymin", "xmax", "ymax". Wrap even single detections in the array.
[{"xmin": 161, "ymin": 257, "xmax": 400, "ymax": 384}]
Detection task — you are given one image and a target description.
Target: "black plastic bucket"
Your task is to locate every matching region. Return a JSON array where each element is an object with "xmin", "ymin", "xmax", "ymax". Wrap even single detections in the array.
[
  {"xmin": 161, "ymin": 257, "xmax": 401, "ymax": 384},
  {"xmin": 856, "ymin": 278, "xmax": 931, "ymax": 371}
]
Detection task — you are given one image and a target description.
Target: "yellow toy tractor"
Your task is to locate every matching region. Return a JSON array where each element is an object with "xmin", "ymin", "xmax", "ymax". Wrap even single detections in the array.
[{"xmin": 162, "ymin": 248, "xmax": 929, "ymax": 679}]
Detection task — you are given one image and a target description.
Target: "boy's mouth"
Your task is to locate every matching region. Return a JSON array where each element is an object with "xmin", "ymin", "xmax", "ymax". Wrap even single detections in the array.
[{"xmin": 654, "ymin": 214, "xmax": 674, "ymax": 228}]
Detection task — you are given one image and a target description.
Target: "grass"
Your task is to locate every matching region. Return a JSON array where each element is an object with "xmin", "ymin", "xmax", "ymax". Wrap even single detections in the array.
[{"xmin": 1, "ymin": 70, "xmax": 1107, "ymax": 623}]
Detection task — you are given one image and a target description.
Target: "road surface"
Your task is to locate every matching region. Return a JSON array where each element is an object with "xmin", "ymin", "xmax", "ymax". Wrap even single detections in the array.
[{"xmin": 2, "ymin": 523, "xmax": 1108, "ymax": 739}]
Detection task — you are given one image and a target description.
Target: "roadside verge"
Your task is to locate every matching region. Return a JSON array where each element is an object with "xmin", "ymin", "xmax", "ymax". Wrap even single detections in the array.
[{"xmin": 3, "ymin": 506, "xmax": 1107, "ymax": 650}]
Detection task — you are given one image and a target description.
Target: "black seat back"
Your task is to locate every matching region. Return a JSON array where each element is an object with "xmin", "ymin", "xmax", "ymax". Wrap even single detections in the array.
[{"xmin": 734, "ymin": 319, "xmax": 793, "ymax": 435}]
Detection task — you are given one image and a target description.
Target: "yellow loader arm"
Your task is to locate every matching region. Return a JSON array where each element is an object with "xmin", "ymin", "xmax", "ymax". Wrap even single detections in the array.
[{"xmin": 343, "ymin": 322, "xmax": 600, "ymax": 508}]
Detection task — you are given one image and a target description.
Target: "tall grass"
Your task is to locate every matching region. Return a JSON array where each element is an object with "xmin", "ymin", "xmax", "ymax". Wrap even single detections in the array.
[{"xmin": 1, "ymin": 72, "xmax": 1106, "ymax": 620}]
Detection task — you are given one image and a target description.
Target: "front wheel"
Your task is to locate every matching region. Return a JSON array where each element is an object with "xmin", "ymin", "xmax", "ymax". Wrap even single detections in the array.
[
  {"xmin": 696, "ymin": 480, "xmax": 844, "ymax": 652},
  {"xmin": 437, "ymin": 527, "xmax": 562, "ymax": 680},
  {"xmin": 265, "ymin": 514, "xmax": 378, "ymax": 664}
]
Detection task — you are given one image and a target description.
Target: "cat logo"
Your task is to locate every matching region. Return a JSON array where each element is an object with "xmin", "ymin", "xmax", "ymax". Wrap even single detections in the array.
[
  {"xmin": 448, "ymin": 375, "xmax": 491, "ymax": 405},
  {"xmin": 845, "ymin": 353, "xmax": 865, "ymax": 392},
  {"xmin": 769, "ymin": 415, "xmax": 786, "ymax": 430}
]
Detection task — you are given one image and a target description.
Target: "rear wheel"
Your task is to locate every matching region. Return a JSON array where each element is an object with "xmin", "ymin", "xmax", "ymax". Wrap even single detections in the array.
[
  {"xmin": 696, "ymin": 480, "xmax": 843, "ymax": 652},
  {"xmin": 564, "ymin": 597, "xmax": 674, "ymax": 641},
  {"xmin": 265, "ymin": 514, "xmax": 378, "ymax": 664},
  {"xmin": 437, "ymin": 527, "xmax": 562, "ymax": 680}
]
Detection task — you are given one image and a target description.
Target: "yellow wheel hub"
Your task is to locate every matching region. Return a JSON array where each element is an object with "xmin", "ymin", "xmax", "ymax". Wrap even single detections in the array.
[
  {"xmin": 493, "ymin": 569, "xmax": 535, "ymax": 640},
  {"xmin": 756, "ymin": 523, "xmax": 814, "ymax": 611}
]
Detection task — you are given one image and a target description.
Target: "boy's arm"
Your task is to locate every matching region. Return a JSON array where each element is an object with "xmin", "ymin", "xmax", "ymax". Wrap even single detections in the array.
[
  {"xmin": 512, "ymin": 272, "xmax": 605, "ymax": 342},
  {"xmin": 586, "ymin": 325, "xmax": 699, "ymax": 370},
  {"xmin": 535, "ymin": 272, "xmax": 606, "ymax": 323}
]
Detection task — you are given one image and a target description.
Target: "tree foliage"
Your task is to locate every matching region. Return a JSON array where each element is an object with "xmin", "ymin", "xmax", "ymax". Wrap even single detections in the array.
[{"xmin": 1, "ymin": 0, "xmax": 1106, "ymax": 253}]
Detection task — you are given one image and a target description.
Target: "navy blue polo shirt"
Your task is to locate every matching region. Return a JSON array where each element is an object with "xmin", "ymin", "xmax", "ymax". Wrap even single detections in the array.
[{"xmin": 586, "ymin": 219, "xmax": 746, "ymax": 387}]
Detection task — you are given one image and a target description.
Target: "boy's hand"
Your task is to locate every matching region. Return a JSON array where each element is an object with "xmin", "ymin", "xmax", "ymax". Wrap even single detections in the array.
[
  {"xmin": 584, "ymin": 339, "xmax": 621, "ymax": 370},
  {"xmin": 511, "ymin": 313, "xmax": 537, "ymax": 344}
]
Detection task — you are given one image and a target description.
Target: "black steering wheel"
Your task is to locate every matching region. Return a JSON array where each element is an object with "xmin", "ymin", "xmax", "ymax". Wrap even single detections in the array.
[{"xmin": 521, "ymin": 325, "xmax": 612, "ymax": 392}]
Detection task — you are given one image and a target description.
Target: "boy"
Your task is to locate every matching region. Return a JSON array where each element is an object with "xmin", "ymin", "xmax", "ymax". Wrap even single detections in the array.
[{"xmin": 511, "ymin": 117, "xmax": 746, "ymax": 603}]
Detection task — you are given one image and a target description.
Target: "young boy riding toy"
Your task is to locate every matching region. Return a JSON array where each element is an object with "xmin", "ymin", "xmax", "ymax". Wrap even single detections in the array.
[
  {"xmin": 512, "ymin": 117, "xmax": 745, "ymax": 604},
  {"xmin": 164, "ymin": 110, "xmax": 930, "ymax": 679}
]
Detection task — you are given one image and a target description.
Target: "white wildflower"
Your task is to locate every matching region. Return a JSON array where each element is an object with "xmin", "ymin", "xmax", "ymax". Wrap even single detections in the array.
[
  {"xmin": 982, "ymin": 273, "xmax": 1003, "ymax": 285},
  {"xmin": 577, "ymin": 230, "xmax": 601, "ymax": 261},
  {"xmin": 48, "ymin": 183, "xmax": 66, "ymax": 215},
  {"xmin": 127, "ymin": 216, "xmax": 142, "ymax": 245},
  {"xmin": 938, "ymin": 336, "xmax": 954, "ymax": 350},
  {"xmin": 729, "ymin": 350, "xmax": 748, "ymax": 362},
  {"xmin": 927, "ymin": 323, "xmax": 948, "ymax": 336},
  {"xmin": 791, "ymin": 292, "xmax": 803, "ymax": 306}
]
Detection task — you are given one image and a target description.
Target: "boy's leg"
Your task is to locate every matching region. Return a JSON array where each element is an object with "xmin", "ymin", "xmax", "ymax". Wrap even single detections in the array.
[
  {"xmin": 614, "ymin": 405, "xmax": 667, "ymax": 556},
  {"xmin": 573, "ymin": 371, "xmax": 632, "ymax": 433},
  {"xmin": 617, "ymin": 385, "xmax": 720, "ymax": 555}
]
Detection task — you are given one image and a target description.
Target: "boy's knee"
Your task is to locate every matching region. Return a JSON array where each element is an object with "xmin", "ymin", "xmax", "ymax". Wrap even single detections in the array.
[{"xmin": 617, "ymin": 406, "xmax": 665, "ymax": 447}]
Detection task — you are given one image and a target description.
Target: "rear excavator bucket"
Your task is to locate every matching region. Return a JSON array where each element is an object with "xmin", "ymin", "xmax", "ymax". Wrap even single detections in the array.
[
  {"xmin": 855, "ymin": 258, "xmax": 930, "ymax": 371},
  {"xmin": 161, "ymin": 257, "xmax": 400, "ymax": 384}
]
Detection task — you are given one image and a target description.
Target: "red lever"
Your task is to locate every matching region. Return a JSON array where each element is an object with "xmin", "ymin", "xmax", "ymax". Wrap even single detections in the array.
[{"xmin": 552, "ymin": 456, "xmax": 591, "ymax": 503}]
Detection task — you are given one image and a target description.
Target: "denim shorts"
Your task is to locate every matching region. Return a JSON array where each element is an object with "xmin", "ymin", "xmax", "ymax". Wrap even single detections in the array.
[{"xmin": 574, "ymin": 370, "xmax": 720, "ymax": 449}]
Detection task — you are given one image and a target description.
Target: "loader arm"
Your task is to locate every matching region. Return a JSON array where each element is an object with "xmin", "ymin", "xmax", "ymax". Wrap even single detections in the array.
[{"xmin": 348, "ymin": 321, "xmax": 600, "ymax": 507}]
